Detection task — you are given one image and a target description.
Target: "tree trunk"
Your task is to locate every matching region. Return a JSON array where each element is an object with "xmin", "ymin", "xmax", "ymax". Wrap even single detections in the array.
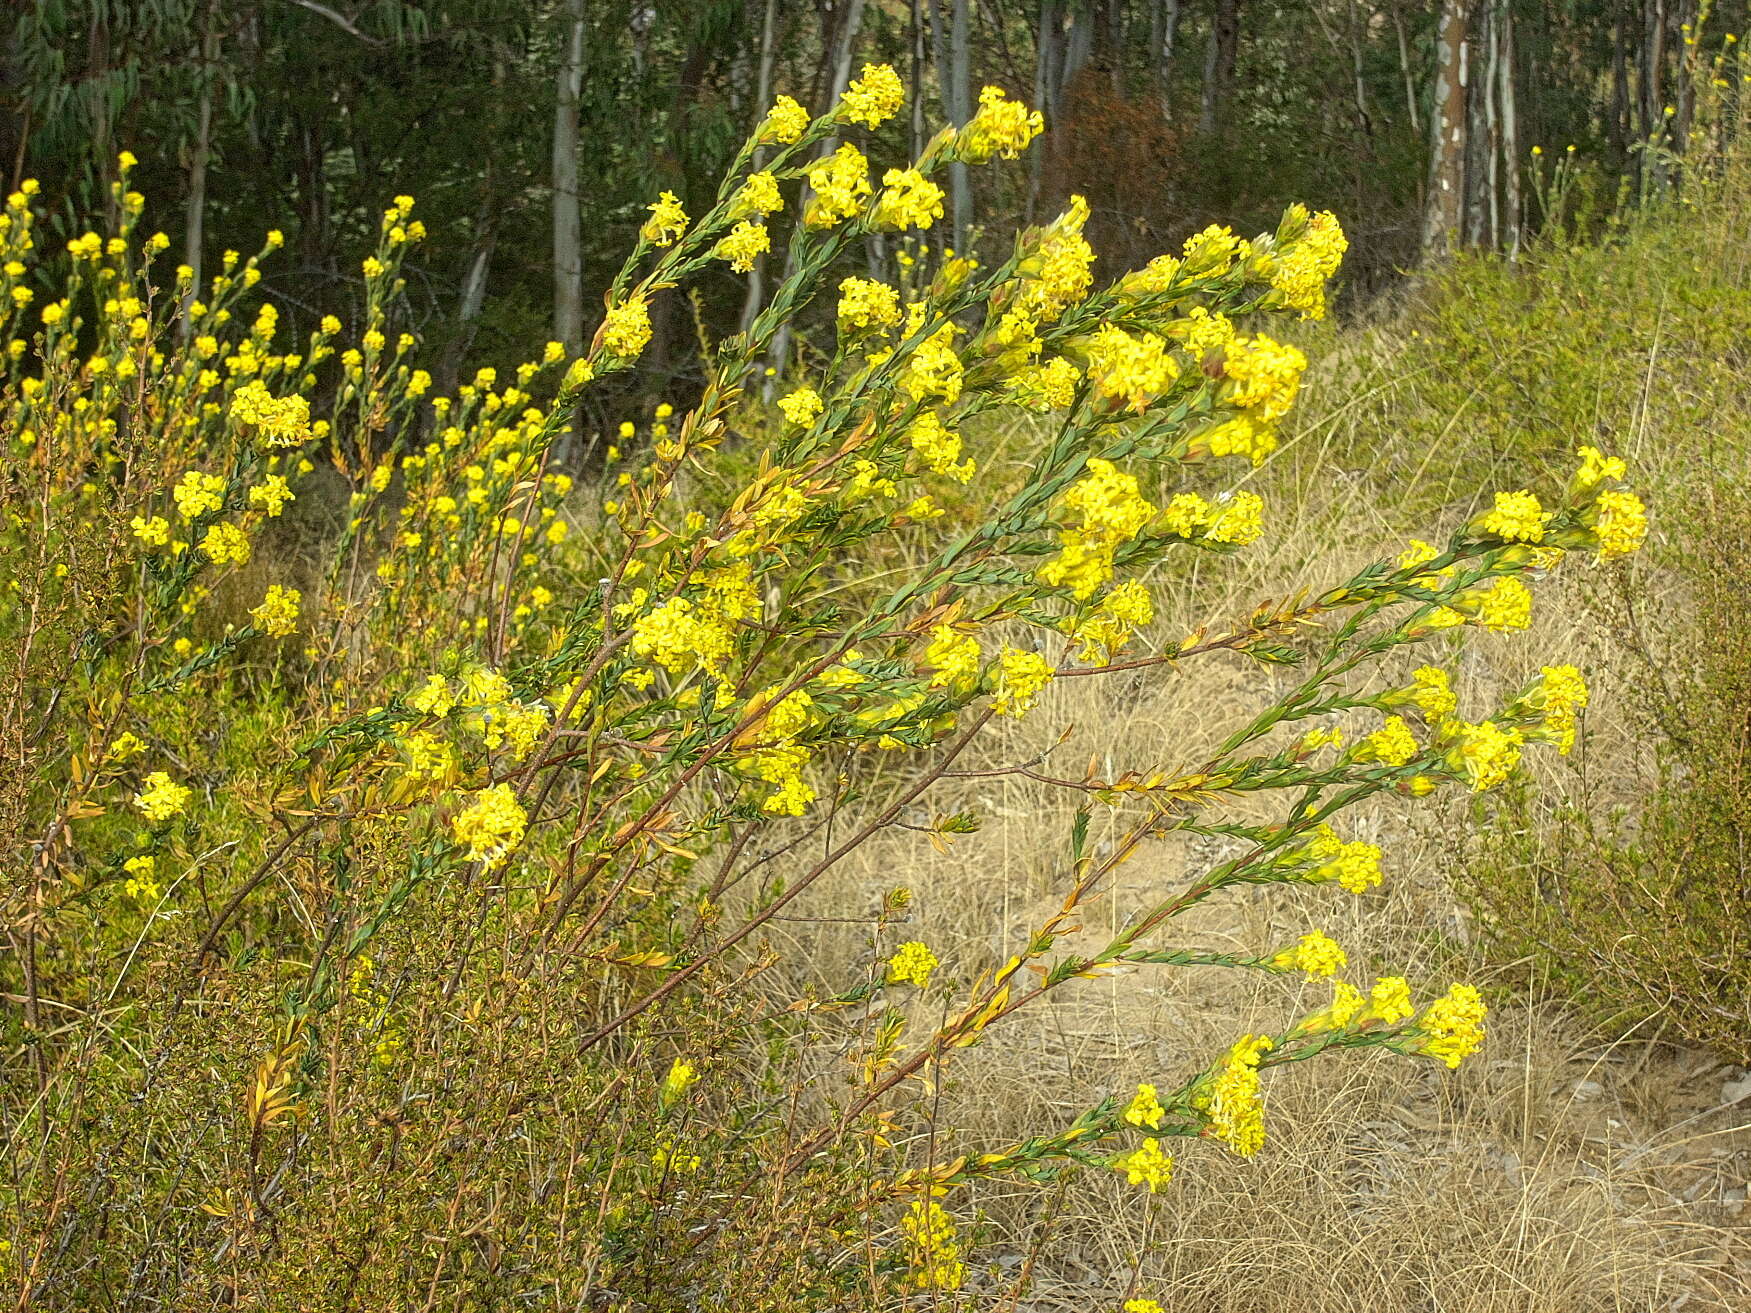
[
  {"xmin": 1498, "ymin": 0, "xmax": 1521, "ymax": 258},
  {"xmin": 1030, "ymin": 0, "xmax": 1062, "ymax": 219},
  {"xmin": 182, "ymin": 1, "xmax": 222, "ymax": 331},
  {"xmin": 1467, "ymin": 0, "xmax": 1497, "ymax": 249},
  {"xmin": 739, "ymin": 0, "xmax": 781, "ymax": 335},
  {"xmin": 1423, "ymin": 0, "xmax": 1469, "ymax": 256},
  {"xmin": 948, "ymin": 0, "xmax": 972, "ymax": 250},
  {"xmin": 1151, "ymin": 0, "xmax": 1181, "ymax": 118},
  {"xmin": 1199, "ymin": 0, "xmax": 1242, "ymax": 137},
  {"xmin": 1062, "ymin": 0, "xmax": 1094, "ymax": 103},
  {"xmin": 552, "ymin": 0, "xmax": 587, "ymax": 355},
  {"xmin": 1609, "ymin": 1, "xmax": 1631, "ymax": 161},
  {"xmin": 1391, "ymin": 1, "xmax": 1421, "ymax": 134}
]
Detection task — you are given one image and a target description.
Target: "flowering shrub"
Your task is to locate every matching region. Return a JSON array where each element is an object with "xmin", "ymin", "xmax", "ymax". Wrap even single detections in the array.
[{"xmin": 0, "ymin": 74, "xmax": 1647, "ymax": 1304}]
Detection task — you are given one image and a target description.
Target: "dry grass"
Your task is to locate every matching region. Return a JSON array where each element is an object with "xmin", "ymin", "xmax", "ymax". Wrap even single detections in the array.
[{"xmin": 755, "ymin": 360, "xmax": 1751, "ymax": 1310}]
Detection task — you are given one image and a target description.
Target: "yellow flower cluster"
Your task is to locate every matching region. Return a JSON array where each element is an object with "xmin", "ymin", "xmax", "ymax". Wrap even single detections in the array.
[
  {"xmin": 1116, "ymin": 1136, "xmax": 1175, "ymax": 1192},
  {"xmin": 1015, "ymin": 196, "xmax": 1095, "ymax": 320},
  {"xmin": 602, "ymin": 296, "xmax": 653, "ymax": 360},
  {"xmin": 134, "ymin": 771, "xmax": 192, "ymax": 822},
  {"xmin": 900, "ymin": 1200, "xmax": 964, "ymax": 1290},
  {"xmin": 1084, "ymin": 324, "xmax": 1179, "ymax": 411},
  {"xmin": 742, "ymin": 685, "xmax": 816, "ymax": 815},
  {"xmin": 248, "ymin": 474, "xmax": 294, "ymax": 517},
  {"xmin": 631, "ymin": 595, "xmax": 736, "ymax": 677},
  {"xmin": 451, "ymin": 782, "xmax": 527, "ymax": 868},
  {"xmin": 1593, "ymin": 488, "xmax": 1648, "ymax": 560},
  {"xmin": 1530, "ymin": 663, "xmax": 1589, "ymax": 753},
  {"xmin": 888, "ymin": 940, "xmax": 938, "ymax": 988},
  {"xmin": 1038, "ymin": 458, "xmax": 1157, "ymax": 599},
  {"xmin": 1476, "ymin": 489, "xmax": 1547, "ymax": 543},
  {"xmin": 713, "ymin": 220, "xmax": 769, "ymax": 272},
  {"xmin": 803, "ymin": 144, "xmax": 872, "ymax": 229},
  {"xmin": 898, "ymin": 322, "xmax": 963, "ymax": 406},
  {"xmin": 1445, "ymin": 719, "xmax": 1524, "ymax": 791},
  {"xmin": 249, "ymin": 584, "xmax": 301, "ymax": 637},
  {"xmin": 908, "ymin": 410, "xmax": 973, "ymax": 481},
  {"xmin": 759, "ymin": 94, "xmax": 810, "ymax": 144},
  {"xmin": 173, "ymin": 470, "xmax": 226, "ymax": 520},
  {"xmin": 1163, "ymin": 490, "xmax": 1265, "ymax": 546},
  {"xmin": 1354, "ymin": 715, "xmax": 1418, "ymax": 766},
  {"xmin": 957, "ymin": 85, "xmax": 1045, "ymax": 162},
  {"xmin": 1006, "ymin": 356, "xmax": 1081, "ymax": 411},
  {"xmin": 1415, "ymin": 983, "xmax": 1488, "ymax": 1068},
  {"xmin": 1299, "ymin": 825, "xmax": 1383, "ymax": 894},
  {"xmin": 871, "ymin": 168, "xmax": 944, "ymax": 232},
  {"xmin": 1271, "ymin": 929, "xmax": 1348, "ymax": 978},
  {"xmin": 1269, "ymin": 206, "xmax": 1348, "ymax": 320},
  {"xmin": 641, "ymin": 191, "xmax": 688, "ymax": 247},
  {"xmin": 199, "ymin": 521, "xmax": 250, "ymax": 565},
  {"xmin": 1071, "ymin": 578, "xmax": 1154, "ymax": 662},
  {"xmin": 731, "ymin": 171, "xmax": 784, "ymax": 220},
  {"xmin": 1123, "ymin": 1082, "xmax": 1165, "ymax": 1128},
  {"xmin": 991, "ymin": 646, "xmax": 1054, "ymax": 717},
  {"xmin": 1201, "ymin": 1033, "xmax": 1272, "ymax": 1156},
  {"xmin": 1222, "ymin": 333, "xmax": 1306, "ymax": 424},
  {"xmin": 837, "ymin": 276, "xmax": 900, "ymax": 335},
  {"xmin": 925, "ymin": 623, "xmax": 981, "ymax": 689},
  {"xmin": 122, "ymin": 854, "xmax": 161, "ymax": 903},
  {"xmin": 229, "ymin": 379, "xmax": 311, "ymax": 446},
  {"xmin": 777, "ymin": 386, "xmax": 823, "ymax": 426},
  {"xmin": 838, "ymin": 63, "xmax": 904, "ymax": 128}
]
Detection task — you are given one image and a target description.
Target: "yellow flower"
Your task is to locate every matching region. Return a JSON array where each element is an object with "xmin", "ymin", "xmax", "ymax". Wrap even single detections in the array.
[
  {"xmin": 1528, "ymin": 663, "xmax": 1589, "ymax": 754},
  {"xmin": 198, "ymin": 522, "xmax": 251, "ymax": 565},
  {"xmin": 837, "ymin": 63, "xmax": 904, "ymax": 128},
  {"xmin": 759, "ymin": 94, "xmax": 811, "ymax": 145},
  {"xmin": 133, "ymin": 771, "xmax": 192, "ymax": 822},
  {"xmin": 451, "ymin": 782, "xmax": 527, "ymax": 868},
  {"xmin": 640, "ymin": 190, "xmax": 688, "ymax": 246},
  {"xmin": 957, "ymin": 85, "xmax": 1044, "ymax": 162},
  {"xmin": 803, "ymin": 144, "xmax": 871, "ymax": 228},
  {"xmin": 1475, "ymin": 489, "xmax": 1547, "ymax": 543},
  {"xmin": 1123, "ymin": 1082, "xmax": 1165, "ymax": 1129},
  {"xmin": 658, "ymin": 1057, "xmax": 698, "ymax": 1109},
  {"xmin": 713, "ymin": 220, "xmax": 769, "ymax": 272},
  {"xmin": 1593, "ymin": 488, "xmax": 1648, "ymax": 560},
  {"xmin": 1299, "ymin": 826, "xmax": 1384, "ymax": 894},
  {"xmin": 1367, "ymin": 976, "xmax": 1415, "ymax": 1024},
  {"xmin": 1083, "ymin": 324, "xmax": 1178, "ymax": 411},
  {"xmin": 908, "ymin": 410, "xmax": 973, "ymax": 481},
  {"xmin": 1267, "ymin": 206, "xmax": 1348, "ymax": 320},
  {"xmin": 730, "ymin": 171, "xmax": 784, "ymax": 221},
  {"xmin": 1222, "ymin": 332, "xmax": 1306, "ymax": 424},
  {"xmin": 1573, "ymin": 444, "xmax": 1627, "ymax": 494},
  {"xmin": 900, "ymin": 1200, "xmax": 964, "ymax": 1290},
  {"xmin": 1354, "ymin": 715, "xmax": 1418, "ymax": 766},
  {"xmin": 836, "ymin": 276, "xmax": 900, "ymax": 335},
  {"xmin": 888, "ymin": 940, "xmax": 938, "ymax": 988},
  {"xmin": 108, "ymin": 731, "xmax": 147, "ymax": 761},
  {"xmin": 1414, "ymin": 983, "xmax": 1488, "ymax": 1067},
  {"xmin": 1115, "ymin": 1136, "xmax": 1175, "ymax": 1192},
  {"xmin": 601, "ymin": 296, "xmax": 653, "ymax": 359},
  {"xmin": 1271, "ymin": 929, "xmax": 1347, "ymax": 978},
  {"xmin": 1445, "ymin": 719, "xmax": 1524, "ymax": 791},
  {"xmin": 249, "ymin": 584, "xmax": 301, "ymax": 637},
  {"xmin": 1200, "ymin": 1033, "xmax": 1272, "ymax": 1156},
  {"xmin": 172, "ymin": 470, "xmax": 226, "ymax": 520},
  {"xmin": 924, "ymin": 623, "xmax": 981, "ymax": 690},
  {"xmin": 408, "ymin": 673, "xmax": 455, "ymax": 717},
  {"xmin": 871, "ymin": 168, "xmax": 944, "ymax": 231},
  {"xmin": 131, "ymin": 515, "xmax": 171, "ymax": 547},
  {"xmin": 247, "ymin": 475, "xmax": 295, "ymax": 517},
  {"xmin": 992, "ymin": 646, "xmax": 1054, "ymax": 717},
  {"xmin": 777, "ymin": 386, "xmax": 823, "ymax": 426}
]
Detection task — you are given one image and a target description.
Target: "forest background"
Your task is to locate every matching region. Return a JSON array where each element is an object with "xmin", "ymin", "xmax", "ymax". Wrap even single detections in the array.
[{"xmin": 6, "ymin": 0, "xmax": 1726, "ymax": 423}]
